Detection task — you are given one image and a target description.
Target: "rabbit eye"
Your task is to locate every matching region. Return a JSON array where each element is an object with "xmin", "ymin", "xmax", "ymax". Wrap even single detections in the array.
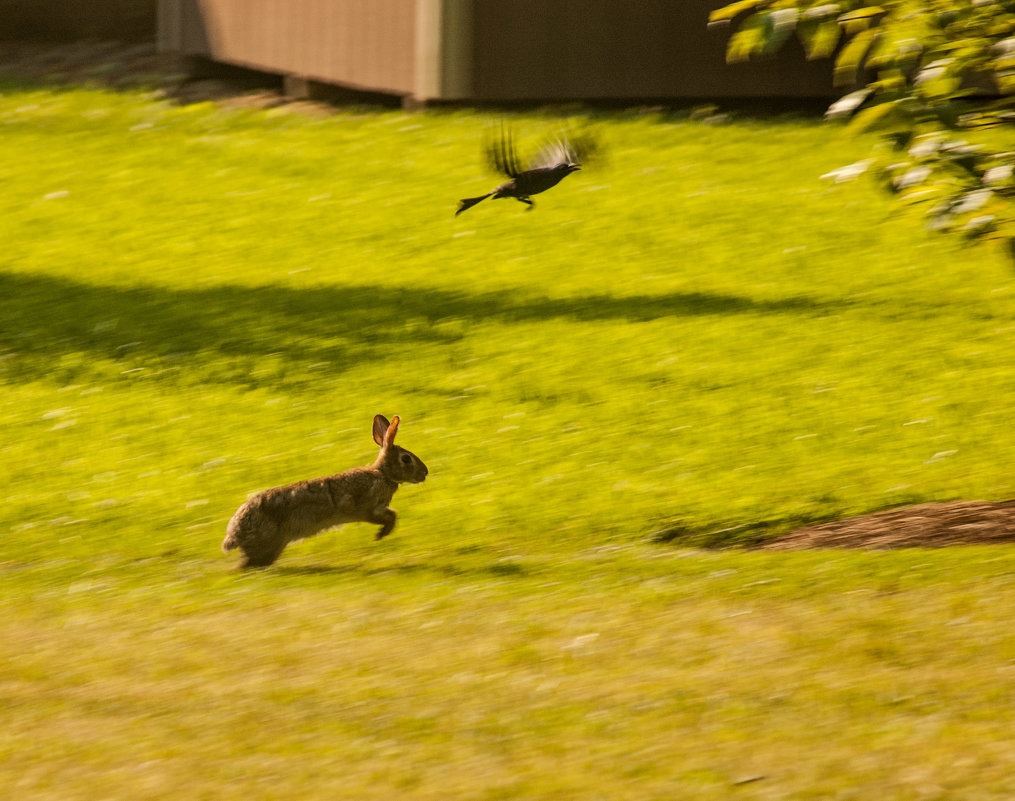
[{"xmin": 400, "ymin": 454, "xmax": 412, "ymax": 464}]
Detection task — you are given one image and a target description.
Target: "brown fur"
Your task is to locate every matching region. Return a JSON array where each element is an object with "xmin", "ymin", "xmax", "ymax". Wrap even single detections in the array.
[{"xmin": 222, "ymin": 414, "xmax": 427, "ymax": 568}]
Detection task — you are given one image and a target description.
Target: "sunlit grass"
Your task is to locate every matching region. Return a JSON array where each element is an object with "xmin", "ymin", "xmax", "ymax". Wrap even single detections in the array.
[{"xmin": 4, "ymin": 82, "xmax": 1015, "ymax": 798}]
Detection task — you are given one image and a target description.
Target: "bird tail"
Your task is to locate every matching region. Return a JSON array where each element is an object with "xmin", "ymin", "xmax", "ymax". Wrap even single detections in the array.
[{"xmin": 456, "ymin": 194, "xmax": 492, "ymax": 216}]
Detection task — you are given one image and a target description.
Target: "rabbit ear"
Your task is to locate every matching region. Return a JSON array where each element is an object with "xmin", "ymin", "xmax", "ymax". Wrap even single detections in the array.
[
  {"xmin": 383, "ymin": 415, "xmax": 401, "ymax": 448},
  {"xmin": 372, "ymin": 415, "xmax": 391, "ymax": 446}
]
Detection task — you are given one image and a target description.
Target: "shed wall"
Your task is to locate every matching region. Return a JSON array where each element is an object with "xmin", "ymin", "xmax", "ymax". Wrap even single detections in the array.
[
  {"xmin": 0, "ymin": 0, "xmax": 157, "ymax": 41},
  {"xmin": 159, "ymin": 0, "xmax": 836, "ymax": 102},
  {"xmin": 468, "ymin": 0, "xmax": 835, "ymax": 101},
  {"xmin": 160, "ymin": 0, "xmax": 417, "ymax": 96}
]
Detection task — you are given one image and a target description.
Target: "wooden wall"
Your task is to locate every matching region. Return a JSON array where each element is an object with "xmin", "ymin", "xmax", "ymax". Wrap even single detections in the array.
[
  {"xmin": 159, "ymin": 0, "xmax": 837, "ymax": 103},
  {"xmin": 0, "ymin": 0, "xmax": 157, "ymax": 41},
  {"xmin": 160, "ymin": 0, "xmax": 417, "ymax": 96},
  {"xmin": 467, "ymin": 0, "xmax": 835, "ymax": 101}
]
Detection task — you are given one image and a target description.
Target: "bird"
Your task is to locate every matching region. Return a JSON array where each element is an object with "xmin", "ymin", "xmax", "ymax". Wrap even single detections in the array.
[{"xmin": 455, "ymin": 127, "xmax": 598, "ymax": 216}]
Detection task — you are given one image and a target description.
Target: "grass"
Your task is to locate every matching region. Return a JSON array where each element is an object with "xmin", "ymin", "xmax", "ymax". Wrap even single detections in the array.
[{"xmin": 4, "ymin": 78, "xmax": 1015, "ymax": 798}]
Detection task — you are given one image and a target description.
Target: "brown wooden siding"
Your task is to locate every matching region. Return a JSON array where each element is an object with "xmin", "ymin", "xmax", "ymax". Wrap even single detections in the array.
[
  {"xmin": 161, "ymin": 0, "xmax": 417, "ymax": 96},
  {"xmin": 159, "ymin": 0, "xmax": 836, "ymax": 103}
]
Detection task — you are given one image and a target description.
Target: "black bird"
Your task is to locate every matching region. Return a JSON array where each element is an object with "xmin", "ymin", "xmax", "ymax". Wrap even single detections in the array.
[{"xmin": 455, "ymin": 128, "xmax": 597, "ymax": 216}]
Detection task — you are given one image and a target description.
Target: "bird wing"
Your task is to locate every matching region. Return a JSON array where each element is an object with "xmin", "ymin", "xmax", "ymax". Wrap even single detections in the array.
[
  {"xmin": 531, "ymin": 131, "xmax": 601, "ymax": 169},
  {"xmin": 531, "ymin": 136, "xmax": 572, "ymax": 169},
  {"xmin": 486, "ymin": 126, "xmax": 521, "ymax": 179}
]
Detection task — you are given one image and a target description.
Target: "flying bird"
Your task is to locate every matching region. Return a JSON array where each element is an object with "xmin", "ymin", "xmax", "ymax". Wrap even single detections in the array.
[{"xmin": 455, "ymin": 127, "xmax": 599, "ymax": 216}]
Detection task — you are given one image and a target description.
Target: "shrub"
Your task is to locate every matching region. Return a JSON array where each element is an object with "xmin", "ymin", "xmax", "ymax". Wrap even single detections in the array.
[{"xmin": 710, "ymin": 0, "xmax": 1015, "ymax": 252}]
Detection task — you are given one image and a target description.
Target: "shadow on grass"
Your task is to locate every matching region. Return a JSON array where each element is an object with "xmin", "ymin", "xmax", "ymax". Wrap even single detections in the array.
[
  {"xmin": 270, "ymin": 560, "xmax": 530, "ymax": 578},
  {"xmin": 649, "ymin": 512, "xmax": 847, "ymax": 549},
  {"xmin": 0, "ymin": 270, "xmax": 835, "ymax": 385}
]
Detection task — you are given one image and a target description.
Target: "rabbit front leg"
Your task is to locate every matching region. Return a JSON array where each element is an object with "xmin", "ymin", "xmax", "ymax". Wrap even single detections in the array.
[{"xmin": 370, "ymin": 506, "xmax": 397, "ymax": 540}]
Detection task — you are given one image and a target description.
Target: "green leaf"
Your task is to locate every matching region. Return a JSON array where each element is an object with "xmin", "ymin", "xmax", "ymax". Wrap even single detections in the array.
[
  {"xmin": 825, "ymin": 87, "xmax": 873, "ymax": 119},
  {"xmin": 847, "ymin": 98, "xmax": 908, "ymax": 135},
  {"xmin": 763, "ymin": 8, "xmax": 800, "ymax": 54},
  {"xmin": 709, "ymin": 0, "xmax": 766, "ymax": 25},
  {"xmin": 727, "ymin": 13, "xmax": 768, "ymax": 62},
  {"xmin": 802, "ymin": 4, "xmax": 842, "ymax": 22},
  {"xmin": 894, "ymin": 165, "xmax": 932, "ymax": 190},
  {"xmin": 952, "ymin": 189, "xmax": 992, "ymax": 215},
  {"xmin": 839, "ymin": 5, "xmax": 886, "ymax": 35},
  {"xmin": 995, "ymin": 70, "xmax": 1015, "ymax": 93},
  {"xmin": 839, "ymin": 5, "xmax": 886, "ymax": 21},
  {"xmin": 835, "ymin": 27, "xmax": 879, "ymax": 85},
  {"xmin": 960, "ymin": 214, "xmax": 996, "ymax": 240},
  {"xmin": 915, "ymin": 64, "xmax": 962, "ymax": 99},
  {"xmin": 798, "ymin": 18, "xmax": 843, "ymax": 59}
]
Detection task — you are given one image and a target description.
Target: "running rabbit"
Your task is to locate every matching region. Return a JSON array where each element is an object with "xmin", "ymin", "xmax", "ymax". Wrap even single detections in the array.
[{"xmin": 222, "ymin": 414, "xmax": 428, "ymax": 568}]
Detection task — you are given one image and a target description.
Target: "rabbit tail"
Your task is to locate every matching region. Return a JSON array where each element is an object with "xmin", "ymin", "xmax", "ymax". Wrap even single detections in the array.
[{"xmin": 222, "ymin": 514, "xmax": 242, "ymax": 553}]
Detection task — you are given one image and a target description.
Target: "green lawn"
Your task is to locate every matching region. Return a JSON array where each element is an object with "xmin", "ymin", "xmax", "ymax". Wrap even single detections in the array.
[{"xmin": 4, "ymin": 81, "xmax": 1015, "ymax": 799}]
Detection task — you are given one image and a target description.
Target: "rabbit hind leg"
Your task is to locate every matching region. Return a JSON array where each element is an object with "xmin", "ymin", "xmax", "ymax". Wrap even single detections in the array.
[
  {"xmin": 238, "ymin": 538, "xmax": 288, "ymax": 568},
  {"xmin": 236, "ymin": 522, "xmax": 289, "ymax": 568}
]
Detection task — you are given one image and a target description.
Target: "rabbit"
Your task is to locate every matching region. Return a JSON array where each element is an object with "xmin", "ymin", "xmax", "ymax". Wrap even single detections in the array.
[{"xmin": 222, "ymin": 414, "xmax": 428, "ymax": 568}]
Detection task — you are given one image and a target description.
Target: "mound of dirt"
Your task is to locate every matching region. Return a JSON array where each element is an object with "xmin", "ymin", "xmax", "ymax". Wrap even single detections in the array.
[{"xmin": 763, "ymin": 500, "xmax": 1015, "ymax": 549}]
